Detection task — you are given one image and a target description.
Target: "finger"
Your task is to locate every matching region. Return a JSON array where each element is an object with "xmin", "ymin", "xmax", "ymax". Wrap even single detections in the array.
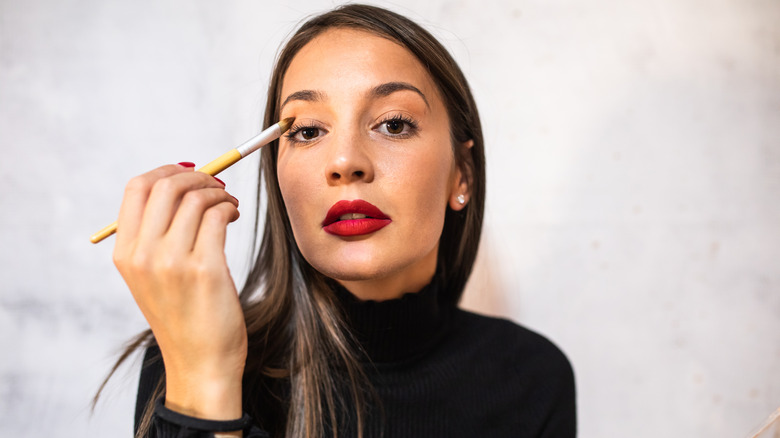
[
  {"xmin": 115, "ymin": 163, "xmax": 194, "ymax": 250},
  {"xmin": 136, "ymin": 172, "xmax": 225, "ymax": 244},
  {"xmin": 165, "ymin": 189, "xmax": 239, "ymax": 251},
  {"xmin": 192, "ymin": 201, "xmax": 240, "ymax": 257}
]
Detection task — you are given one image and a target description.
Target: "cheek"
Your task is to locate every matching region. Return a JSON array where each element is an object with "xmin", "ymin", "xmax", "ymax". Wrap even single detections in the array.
[
  {"xmin": 388, "ymin": 140, "xmax": 455, "ymax": 229},
  {"xmin": 277, "ymin": 154, "xmax": 317, "ymax": 233},
  {"xmin": 419, "ymin": 139, "xmax": 456, "ymax": 199}
]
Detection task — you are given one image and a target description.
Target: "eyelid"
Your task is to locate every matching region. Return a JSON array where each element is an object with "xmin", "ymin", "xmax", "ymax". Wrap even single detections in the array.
[
  {"xmin": 372, "ymin": 110, "xmax": 416, "ymax": 124},
  {"xmin": 372, "ymin": 112, "xmax": 420, "ymax": 138},
  {"xmin": 284, "ymin": 119, "xmax": 328, "ymax": 145}
]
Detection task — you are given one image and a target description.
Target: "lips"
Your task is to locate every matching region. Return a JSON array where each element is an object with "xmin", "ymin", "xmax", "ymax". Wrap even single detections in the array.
[{"xmin": 322, "ymin": 199, "xmax": 392, "ymax": 236}]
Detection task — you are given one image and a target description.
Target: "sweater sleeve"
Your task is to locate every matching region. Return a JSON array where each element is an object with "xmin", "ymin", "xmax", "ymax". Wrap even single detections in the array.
[
  {"xmin": 542, "ymin": 352, "xmax": 577, "ymax": 438},
  {"xmin": 537, "ymin": 342, "xmax": 577, "ymax": 438},
  {"xmin": 134, "ymin": 346, "xmax": 269, "ymax": 438}
]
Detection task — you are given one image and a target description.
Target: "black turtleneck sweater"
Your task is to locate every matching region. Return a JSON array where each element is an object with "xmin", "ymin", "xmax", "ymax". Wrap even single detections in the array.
[{"xmin": 135, "ymin": 282, "xmax": 576, "ymax": 437}]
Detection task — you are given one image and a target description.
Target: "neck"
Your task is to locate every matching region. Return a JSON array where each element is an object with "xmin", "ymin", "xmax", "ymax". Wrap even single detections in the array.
[
  {"xmin": 332, "ymin": 276, "xmax": 452, "ymax": 363},
  {"xmin": 337, "ymin": 248, "xmax": 437, "ymax": 301}
]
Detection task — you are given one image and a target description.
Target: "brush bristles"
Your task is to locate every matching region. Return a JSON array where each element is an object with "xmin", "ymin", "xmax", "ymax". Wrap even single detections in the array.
[{"xmin": 278, "ymin": 117, "xmax": 295, "ymax": 133}]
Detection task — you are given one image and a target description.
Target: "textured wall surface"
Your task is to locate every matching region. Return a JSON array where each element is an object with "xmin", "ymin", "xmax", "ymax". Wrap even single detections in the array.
[{"xmin": 1, "ymin": 0, "xmax": 778, "ymax": 436}]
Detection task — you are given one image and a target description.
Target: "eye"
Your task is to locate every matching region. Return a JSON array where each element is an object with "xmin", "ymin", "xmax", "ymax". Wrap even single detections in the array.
[
  {"xmin": 385, "ymin": 119, "xmax": 405, "ymax": 135},
  {"xmin": 374, "ymin": 115, "xmax": 418, "ymax": 138},
  {"xmin": 285, "ymin": 122, "xmax": 326, "ymax": 144},
  {"xmin": 300, "ymin": 127, "xmax": 319, "ymax": 140}
]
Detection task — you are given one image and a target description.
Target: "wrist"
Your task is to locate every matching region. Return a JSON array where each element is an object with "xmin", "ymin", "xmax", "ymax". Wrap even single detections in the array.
[
  {"xmin": 155, "ymin": 397, "xmax": 249, "ymax": 436},
  {"xmin": 164, "ymin": 372, "xmax": 244, "ymax": 420}
]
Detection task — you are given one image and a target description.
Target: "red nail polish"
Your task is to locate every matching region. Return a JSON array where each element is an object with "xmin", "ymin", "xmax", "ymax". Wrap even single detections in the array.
[
  {"xmin": 213, "ymin": 177, "xmax": 226, "ymax": 186},
  {"xmin": 178, "ymin": 162, "xmax": 195, "ymax": 168},
  {"xmin": 230, "ymin": 195, "xmax": 239, "ymax": 206}
]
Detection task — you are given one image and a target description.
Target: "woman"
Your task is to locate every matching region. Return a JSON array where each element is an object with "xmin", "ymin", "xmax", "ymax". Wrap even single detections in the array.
[{"xmin": 107, "ymin": 4, "xmax": 576, "ymax": 437}]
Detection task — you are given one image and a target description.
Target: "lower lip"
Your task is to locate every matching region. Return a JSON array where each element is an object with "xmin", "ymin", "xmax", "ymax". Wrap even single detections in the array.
[{"xmin": 323, "ymin": 218, "xmax": 391, "ymax": 236}]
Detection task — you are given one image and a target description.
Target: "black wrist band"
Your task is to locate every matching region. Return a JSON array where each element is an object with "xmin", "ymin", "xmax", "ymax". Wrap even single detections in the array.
[{"xmin": 154, "ymin": 396, "xmax": 253, "ymax": 432}]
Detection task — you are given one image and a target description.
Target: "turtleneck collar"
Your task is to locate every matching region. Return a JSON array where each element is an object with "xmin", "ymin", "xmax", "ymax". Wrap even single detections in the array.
[{"xmin": 333, "ymin": 280, "xmax": 454, "ymax": 364}]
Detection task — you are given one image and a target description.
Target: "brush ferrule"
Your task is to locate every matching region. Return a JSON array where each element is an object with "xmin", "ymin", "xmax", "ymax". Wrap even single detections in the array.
[{"xmin": 236, "ymin": 124, "xmax": 282, "ymax": 157}]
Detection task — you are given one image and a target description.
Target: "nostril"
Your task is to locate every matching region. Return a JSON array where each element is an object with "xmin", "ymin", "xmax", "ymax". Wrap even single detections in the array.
[
  {"xmin": 331, "ymin": 172, "xmax": 341, "ymax": 179},
  {"xmin": 354, "ymin": 171, "xmax": 364, "ymax": 178}
]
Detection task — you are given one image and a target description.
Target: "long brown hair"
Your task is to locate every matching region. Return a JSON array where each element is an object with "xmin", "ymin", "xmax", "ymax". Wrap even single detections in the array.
[{"xmin": 99, "ymin": 4, "xmax": 485, "ymax": 438}]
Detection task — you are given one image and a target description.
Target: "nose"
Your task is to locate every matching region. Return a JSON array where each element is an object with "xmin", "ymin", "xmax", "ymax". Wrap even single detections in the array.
[{"xmin": 325, "ymin": 132, "xmax": 374, "ymax": 185}]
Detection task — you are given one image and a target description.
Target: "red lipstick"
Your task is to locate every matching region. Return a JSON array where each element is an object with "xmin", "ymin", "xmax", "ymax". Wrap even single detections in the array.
[{"xmin": 322, "ymin": 200, "xmax": 391, "ymax": 237}]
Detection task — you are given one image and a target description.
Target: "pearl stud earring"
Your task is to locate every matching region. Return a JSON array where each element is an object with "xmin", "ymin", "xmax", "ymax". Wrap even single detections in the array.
[{"xmin": 457, "ymin": 194, "xmax": 466, "ymax": 205}]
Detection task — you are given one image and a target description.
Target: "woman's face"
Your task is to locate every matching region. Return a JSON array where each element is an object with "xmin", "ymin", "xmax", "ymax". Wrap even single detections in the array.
[{"xmin": 277, "ymin": 28, "xmax": 468, "ymax": 300}]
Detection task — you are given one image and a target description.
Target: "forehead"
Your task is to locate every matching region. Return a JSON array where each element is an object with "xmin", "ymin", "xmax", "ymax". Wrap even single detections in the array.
[{"xmin": 281, "ymin": 28, "xmax": 441, "ymax": 105}]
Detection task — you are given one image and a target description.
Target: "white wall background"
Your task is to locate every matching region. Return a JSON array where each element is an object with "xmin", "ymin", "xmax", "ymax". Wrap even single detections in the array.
[{"xmin": 1, "ymin": 0, "xmax": 778, "ymax": 436}]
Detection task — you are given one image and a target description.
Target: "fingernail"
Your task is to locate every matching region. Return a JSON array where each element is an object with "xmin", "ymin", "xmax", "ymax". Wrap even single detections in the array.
[
  {"xmin": 178, "ymin": 162, "xmax": 195, "ymax": 168},
  {"xmin": 213, "ymin": 177, "xmax": 226, "ymax": 187},
  {"xmin": 230, "ymin": 195, "xmax": 239, "ymax": 206}
]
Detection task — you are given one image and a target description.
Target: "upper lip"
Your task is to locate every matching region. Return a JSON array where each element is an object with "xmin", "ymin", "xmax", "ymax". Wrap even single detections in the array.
[{"xmin": 322, "ymin": 199, "xmax": 390, "ymax": 226}]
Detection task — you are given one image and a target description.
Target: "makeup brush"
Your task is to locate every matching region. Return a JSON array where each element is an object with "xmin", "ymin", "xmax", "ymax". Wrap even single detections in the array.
[{"xmin": 90, "ymin": 117, "xmax": 295, "ymax": 244}]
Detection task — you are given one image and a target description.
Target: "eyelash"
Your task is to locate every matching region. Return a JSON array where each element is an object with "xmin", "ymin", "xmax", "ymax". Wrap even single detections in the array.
[
  {"xmin": 283, "ymin": 114, "xmax": 419, "ymax": 145},
  {"xmin": 284, "ymin": 121, "xmax": 323, "ymax": 145},
  {"xmin": 376, "ymin": 113, "xmax": 419, "ymax": 139}
]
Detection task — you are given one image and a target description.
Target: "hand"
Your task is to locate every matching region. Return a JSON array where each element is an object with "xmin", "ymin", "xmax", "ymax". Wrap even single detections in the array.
[{"xmin": 112, "ymin": 163, "xmax": 247, "ymax": 423}]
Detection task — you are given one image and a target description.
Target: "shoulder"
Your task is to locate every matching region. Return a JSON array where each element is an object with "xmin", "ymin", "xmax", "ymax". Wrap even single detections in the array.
[
  {"xmin": 453, "ymin": 309, "xmax": 572, "ymax": 371},
  {"xmin": 448, "ymin": 309, "xmax": 576, "ymax": 402},
  {"xmin": 447, "ymin": 310, "xmax": 577, "ymax": 435}
]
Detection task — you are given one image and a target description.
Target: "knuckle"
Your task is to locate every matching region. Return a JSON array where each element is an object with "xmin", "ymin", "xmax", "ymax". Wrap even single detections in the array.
[
  {"xmin": 182, "ymin": 190, "xmax": 208, "ymax": 210},
  {"xmin": 213, "ymin": 204, "xmax": 231, "ymax": 218},
  {"xmin": 125, "ymin": 176, "xmax": 152, "ymax": 195},
  {"xmin": 191, "ymin": 258, "xmax": 218, "ymax": 280},
  {"xmin": 122, "ymin": 249, "xmax": 182, "ymax": 278},
  {"xmin": 128, "ymin": 250, "xmax": 151, "ymax": 273},
  {"xmin": 155, "ymin": 253, "xmax": 179, "ymax": 276},
  {"xmin": 112, "ymin": 249, "xmax": 126, "ymax": 269},
  {"xmin": 151, "ymin": 177, "xmax": 178, "ymax": 195},
  {"xmin": 192, "ymin": 262, "xmax": 209, "ymax": 278},
  {"xmin": 205, "ymin": 203, "xmax": 232, "ymax": 222}
]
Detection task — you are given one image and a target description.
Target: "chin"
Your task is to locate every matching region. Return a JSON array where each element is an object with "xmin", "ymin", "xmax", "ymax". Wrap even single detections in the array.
[
  {"xmin": 297, "ymin": 238, "xmax": 439, "ymax": 289},
  {"xmin": 299, "ymin": 242, "xmax": 389, "ymax": 279},
  {"xmin": 311, "ymin": 260, "xmax": 392, "ymax": 282}
]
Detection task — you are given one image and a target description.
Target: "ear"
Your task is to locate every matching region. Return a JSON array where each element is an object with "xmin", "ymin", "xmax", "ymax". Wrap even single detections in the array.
[{"xmin": 448, "ymin": 139, "xmax": 474, "ymax": 211}]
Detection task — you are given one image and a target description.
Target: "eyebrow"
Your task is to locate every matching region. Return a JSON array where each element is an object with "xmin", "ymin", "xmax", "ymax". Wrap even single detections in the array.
[
  {"xmin": 280, "ymin": 89, "xmax": 326, "ymax": 110},
  {"xmin": 369, "ymin": 82, "xmax": 429, "ymax": 108},
  {"xmin": 280, "ymin": 81, "xmax": 429, "ymax": 111}
]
